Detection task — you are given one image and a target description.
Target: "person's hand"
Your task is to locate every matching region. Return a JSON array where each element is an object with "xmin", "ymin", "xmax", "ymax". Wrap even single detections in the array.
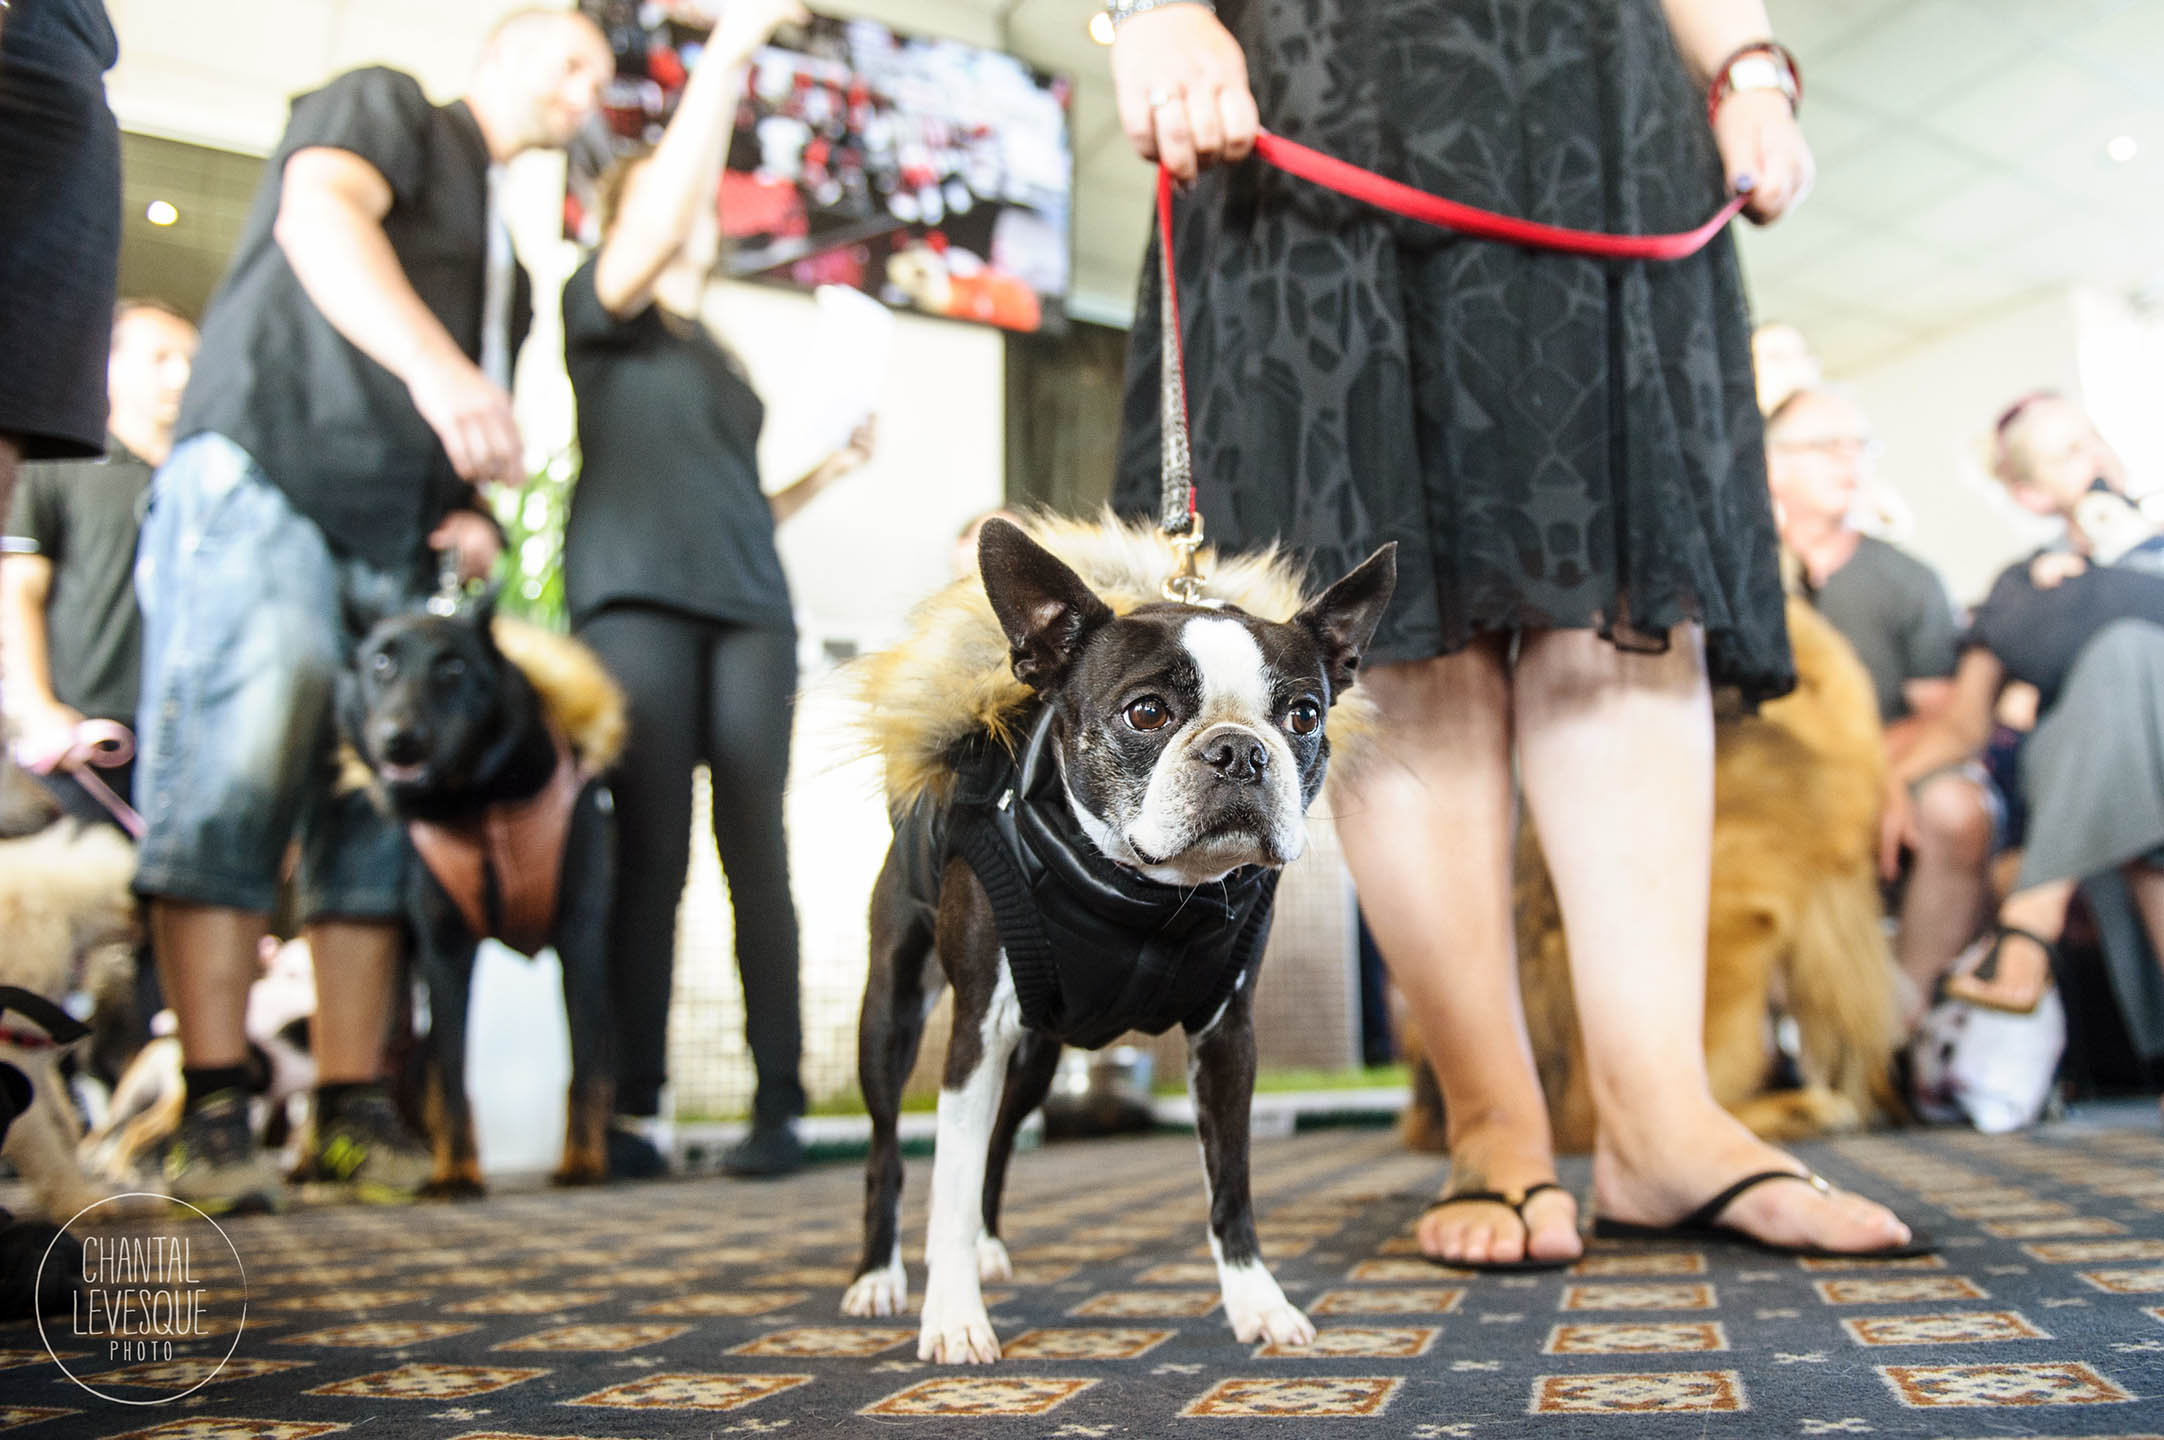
[
  {"xmin": 1878, "ymin": 773, "xmax": 1919, "ymax": 883},
  {"xmin": 1710, "ymin": 89, "xmax": 1813, "ymax": 224},
  {"xmin": 2029, "ymin": 552, "xmax": 2087, "ymax": 590},
  {"xmin": 408, "ymin": 352, "xmax": 525, "ymax": 490},
  {"xmin": 1110, "ymin": 3, "xmax": 1259, "ymax": 183},
  {"xmin": 828, "ymin": 416, "xmax": 876, "ymax": 478},
  {"xmin": 10, "ymin": 697, "xmax": 86, "ymax": 775},
  {"xmin": 428, "ymin": 508, "xmax": 504, "ymax": 584}
]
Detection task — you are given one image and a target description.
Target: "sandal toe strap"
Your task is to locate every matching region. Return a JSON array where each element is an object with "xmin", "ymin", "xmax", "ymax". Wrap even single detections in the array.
[{"xmin": 1680, "ymin": 1169, "xmax": 1829, "ymax": 1231}]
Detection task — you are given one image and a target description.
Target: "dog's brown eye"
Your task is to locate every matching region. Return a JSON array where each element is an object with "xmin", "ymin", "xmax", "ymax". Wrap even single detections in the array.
[
  {"xmin": 1125, "ymin": 697, "xmax": 1169, "ymax": 732},
  {"xmin": 1285, "ymin": 699, "xmax": 1322, "ymax": 736}
]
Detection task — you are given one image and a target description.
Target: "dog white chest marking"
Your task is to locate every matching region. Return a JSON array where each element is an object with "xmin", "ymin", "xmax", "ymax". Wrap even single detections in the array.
[{"xmin": 918, "ymin": 963, "xmax": 1022, "ymax": 1363}]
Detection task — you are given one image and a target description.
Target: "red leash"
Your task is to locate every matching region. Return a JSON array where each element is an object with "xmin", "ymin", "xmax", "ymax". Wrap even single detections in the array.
[{"xmin": 1154, "ymin": 130, "xmax": 1748, "ymax": 559}]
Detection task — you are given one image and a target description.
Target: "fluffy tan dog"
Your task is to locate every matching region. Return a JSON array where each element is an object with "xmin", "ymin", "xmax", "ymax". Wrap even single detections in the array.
[
  {"xmin": 1404, "ymin": 599, "xmax": 1903, "ymax": 1151},
  {"xmin": 0, "ymin": 822, "xmax": 139, "ymax": 1218}
]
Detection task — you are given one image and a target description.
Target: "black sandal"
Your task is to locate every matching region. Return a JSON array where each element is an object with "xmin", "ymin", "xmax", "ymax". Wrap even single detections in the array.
[
  {"xmin": 1944, "ymin": 923, "xmax": 2061, "ymax": 1016},
  {"xmin": 1417, "ymin": 1181, "xmax": 1578, "ymax": 1273},
  {"xmin": 1592, "ymin": 1169, "xmax": 1936, "ymax": 1259}
]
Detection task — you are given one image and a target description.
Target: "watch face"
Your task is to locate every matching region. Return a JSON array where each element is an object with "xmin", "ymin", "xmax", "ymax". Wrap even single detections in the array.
[{"xmin": 1727, "ymin": 53, "xmax": 1796, "ymax": 102}]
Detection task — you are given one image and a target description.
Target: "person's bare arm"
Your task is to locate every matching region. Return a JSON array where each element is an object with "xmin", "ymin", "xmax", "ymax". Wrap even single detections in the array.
[
  {"xmin": 274, "ymin": 147, "xmax": 522, "ymax": 488},
  {"xmin": 0, "ymin": 554, "xmax": 83, "ymax": 753},
  {"xmin": 1658, "ymin": 0, "xmax": 1812, "ymax": 222},
  {"xmin": 594, "ymin": 0, "xmax": 808, "ymax": 317},
  {"xmin": 768, "ymin": 418, "xmax": 874, "ymax": 526}
]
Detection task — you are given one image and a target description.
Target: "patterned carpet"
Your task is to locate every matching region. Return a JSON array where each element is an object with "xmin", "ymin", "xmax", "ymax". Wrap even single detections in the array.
[{"xmin": 4, "ymin": 1116, "xmax": 2164, "ymax": 1437}]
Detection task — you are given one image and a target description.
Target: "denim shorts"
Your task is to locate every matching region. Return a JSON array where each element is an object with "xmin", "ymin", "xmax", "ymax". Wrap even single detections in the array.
[{"xmin": 134, "ymin": 432, "xmax": 407, "ymax": 920}]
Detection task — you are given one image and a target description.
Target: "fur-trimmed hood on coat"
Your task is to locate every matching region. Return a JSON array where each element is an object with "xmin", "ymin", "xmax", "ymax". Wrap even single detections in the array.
[{"xmin": 854, "ymin": 512, "xmax": 1380, "ymax": 809}]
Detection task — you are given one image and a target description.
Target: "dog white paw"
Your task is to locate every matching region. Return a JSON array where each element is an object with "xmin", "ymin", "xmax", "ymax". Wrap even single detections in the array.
[
  {"xmin": 975, "ymin": 1232, "xmax": 1013, "ymax": 1283},
  {"xmin": 1228, "ymin": 1298, "xmax": 1315, "ymax": 1347},
  {"xmin": 1219, "ymin": 1260, "xmax": 1313, "ymax": 1347},
  {"xmin": 918, "ymin": 1289, "xmax": 1001, "ymax": 1364},
  {"xmin": 841, "ymin": 1258, "xmax": 908, "ymax": 1318}
]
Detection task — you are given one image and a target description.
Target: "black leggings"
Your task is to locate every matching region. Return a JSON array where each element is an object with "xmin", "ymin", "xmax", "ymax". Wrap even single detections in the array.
[{"xmin": 576, "ymin": 604, "xmax": 804, "ymax": 1125}]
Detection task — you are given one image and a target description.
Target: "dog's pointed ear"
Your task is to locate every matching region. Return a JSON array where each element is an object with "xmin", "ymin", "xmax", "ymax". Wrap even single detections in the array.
[
  {"xmin": 341, "ymin": 567, "xmax": 408, "ymax": 645},
  {"xmin": 1295, "ymin": 542, "xmax": 1397, "ymax": 699},
  {"xmin": 978, "ymin": 519, "xmax": 1114, "ymax": 691}
]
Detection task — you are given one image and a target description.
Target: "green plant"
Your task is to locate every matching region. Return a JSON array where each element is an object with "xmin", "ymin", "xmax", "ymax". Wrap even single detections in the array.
[{"xmin": 491, "ymin": 447, "xmax": 578, "ymax": 632}]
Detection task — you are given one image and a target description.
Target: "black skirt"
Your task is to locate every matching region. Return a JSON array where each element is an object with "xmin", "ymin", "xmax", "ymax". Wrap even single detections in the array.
[
  {"xmin": 0, "ymin": 0, "xmax": 120, "ymax": 461},
  {"xmin": 1116, "ymin": 0, "xmax": 1793, "ymax": 702}
]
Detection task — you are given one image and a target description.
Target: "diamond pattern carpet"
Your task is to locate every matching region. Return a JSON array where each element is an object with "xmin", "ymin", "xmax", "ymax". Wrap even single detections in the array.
[{"xmin": 4, "ymin": 1117, "xmax": 2163, "ymax": 1436}]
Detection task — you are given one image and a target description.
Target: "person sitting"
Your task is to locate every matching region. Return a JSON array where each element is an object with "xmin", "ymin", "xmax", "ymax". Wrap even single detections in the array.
[
  {"xmin": 2, "ymin": 299, "xmax": 196, "ymax": 829},
  {"xmin": 1764, "ymin": 386, "xmax": 1995, "ymax": 1022},
  {"xmin": 1896, "ymin": 393, "xmax": 2164, "ymax": 1075}
]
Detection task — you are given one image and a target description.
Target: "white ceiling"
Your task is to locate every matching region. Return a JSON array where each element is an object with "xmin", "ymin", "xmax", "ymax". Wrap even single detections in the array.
[{"xmin": 979, "ymin": 0, "xmax": 2164, "ymax": 374}]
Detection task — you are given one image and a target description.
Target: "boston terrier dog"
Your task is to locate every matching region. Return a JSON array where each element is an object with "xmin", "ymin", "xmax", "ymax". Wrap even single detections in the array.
[{"xmin": 842, "ymin": 518, "xmax": 1394, "ymax": 1363}]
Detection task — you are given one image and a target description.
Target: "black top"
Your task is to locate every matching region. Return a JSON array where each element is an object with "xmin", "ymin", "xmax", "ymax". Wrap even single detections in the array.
[
  {"xmin": 889, "ymin": 707, "xmax": 1279, "ymax": 1051},
  {"xmin": 1812, "ymin": 536, "xmax": 1959, "ymax": 725},
  {"xmin": 561, "ymin": 255, "xmax": 791, "ymax": 631},
  {"xmin": 1966, "ymin": 556, "xmax": 2164, "ymax": 715},
  {"xmin": 1, "ymin": 437, "xmax": 151, "ymax": 722},
  {"xmin": 0, "ymin": 0, "xmax": 121, "ymax": 460},
  {"xmin": 174, "ymin": 67, "xmax": 531, "ymax": 570}
]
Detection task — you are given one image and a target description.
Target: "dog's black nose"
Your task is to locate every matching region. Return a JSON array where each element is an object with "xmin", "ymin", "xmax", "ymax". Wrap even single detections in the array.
[
  {"xmin": 1202, "ymin": 735, "xmax": 1268, "ymax": 784},
  {"xmin": 380, "ymin": 727, "xmax": 427, "ymax": 766}
]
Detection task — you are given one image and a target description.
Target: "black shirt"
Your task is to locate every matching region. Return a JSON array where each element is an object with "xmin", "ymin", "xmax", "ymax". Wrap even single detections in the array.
[
  {"xmin": 1, "ymin": 436, "xmax": 150, "ymax": 722},
  {"xmin": 1966, "ymin": 556, "xmax": 2164, "ymax": 715},
  {"xmin": 174, "ymin": 67, "xmax": 531, "ymax": 570},
  {"xmin": 1812, "ymin": 536, "xmax": 1959, "ymax": 725},
  {"xmin": 561, "ymin": 255, "xmax": 792, "ymax": 631}
]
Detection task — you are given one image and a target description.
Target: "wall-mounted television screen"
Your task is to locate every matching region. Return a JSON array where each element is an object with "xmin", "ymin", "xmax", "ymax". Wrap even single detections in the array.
[{"xmin": 570, "ymin": 3, "xmax": 1072, "ymax": 334}]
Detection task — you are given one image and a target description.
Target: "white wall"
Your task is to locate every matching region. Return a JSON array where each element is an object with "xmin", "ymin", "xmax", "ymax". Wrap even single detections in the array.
[{"xmin": 1835, "ymin": 291, "xmax": 2081, "ymax": 607}]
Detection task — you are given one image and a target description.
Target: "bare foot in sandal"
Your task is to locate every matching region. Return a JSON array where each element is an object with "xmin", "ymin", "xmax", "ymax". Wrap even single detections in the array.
[
  {"xmin": 1417, "ymin": 1131, "xmax": 1582, "ymax": 1270},
  {"xmin": 1944, "ymin": 923, "xmax": 2059, "ymax": 1015}
]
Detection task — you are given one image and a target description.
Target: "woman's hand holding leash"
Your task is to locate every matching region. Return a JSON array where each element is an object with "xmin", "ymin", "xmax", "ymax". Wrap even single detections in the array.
[
  {"xmin": 428, "ymin": 508, "xmax": 503, "ymax": 586},
  {"xmin": 1111, "ymin": 3, "xmax": 1258, "ymax": 182},
  {"xmin": 1711, "ymin": 87, "xmax": 1813, "ymax": 224}
]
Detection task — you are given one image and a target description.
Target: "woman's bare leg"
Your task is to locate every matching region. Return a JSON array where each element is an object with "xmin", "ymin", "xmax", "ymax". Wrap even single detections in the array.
[
  {"xmin": 1513, "ymin": 626, "xmax": 1911, "ymax": 1251},
  {"xmin": 1335, "ymin": 638, "xmax": 1580, "ymax": 1265}
]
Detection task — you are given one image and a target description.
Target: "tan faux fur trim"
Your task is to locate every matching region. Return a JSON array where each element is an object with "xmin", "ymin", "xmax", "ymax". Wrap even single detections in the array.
[
  {"xmin": 856, "ymin": 512, "xmax": 1380, "ymax": 807},
  {"xmin": 337, "ymin": 618, "xmax": 627, "ymax": 794}
]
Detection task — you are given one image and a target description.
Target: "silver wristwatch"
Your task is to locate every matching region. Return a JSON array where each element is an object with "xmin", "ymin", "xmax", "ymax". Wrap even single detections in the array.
[{"xmin": 1105, "ymin": 0, "xmax": 1216, "ymax": 29}]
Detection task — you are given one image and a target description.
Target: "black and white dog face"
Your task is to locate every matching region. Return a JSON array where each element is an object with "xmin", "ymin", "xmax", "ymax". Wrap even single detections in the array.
[{"xmin": 979, "ymin": 521, "xmax": 1395, "ymax": 887}]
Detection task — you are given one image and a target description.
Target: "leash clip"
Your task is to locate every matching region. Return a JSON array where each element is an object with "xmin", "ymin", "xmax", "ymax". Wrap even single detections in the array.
[
  {"xmin": 426, "ymin": 546, "xmax": 465, "ymax": 617},
  {"xmin": 1162, "ymin": 513, "xmax": 1207, "ymax": 604}
]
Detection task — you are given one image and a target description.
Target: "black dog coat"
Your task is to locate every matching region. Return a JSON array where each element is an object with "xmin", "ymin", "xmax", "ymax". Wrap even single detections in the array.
[{"xmin": 889, "ymin": 707, "xmax": 1278, "ymax": 1050}]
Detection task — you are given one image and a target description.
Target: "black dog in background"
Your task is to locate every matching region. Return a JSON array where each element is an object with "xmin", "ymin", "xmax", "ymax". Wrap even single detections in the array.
[{"xmin": 338, "ymin": 581, "xmax": 621, "ymax": 1195}]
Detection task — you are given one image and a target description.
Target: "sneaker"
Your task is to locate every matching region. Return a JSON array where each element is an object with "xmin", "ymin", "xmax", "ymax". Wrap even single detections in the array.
[
  {"xmin": 304, "ymin": 1088, "xmax": 433, "ymax": 1204},
  {"xmin": 607, "ymin": 1121, "xmax": 670, "ymax": 1181},
  {"xmin": 722, "ymin": 1122, "xmax": 805, "ymax": 1178},
  {"xmin": 164, "ymin": 1091, "xmax": 284, "ymax": 1215}
]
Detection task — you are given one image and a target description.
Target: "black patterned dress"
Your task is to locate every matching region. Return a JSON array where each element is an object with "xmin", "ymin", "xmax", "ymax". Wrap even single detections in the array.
[{"xmin": 1116, "ymin": 0, "xmax": 1793, "ymax": 701}]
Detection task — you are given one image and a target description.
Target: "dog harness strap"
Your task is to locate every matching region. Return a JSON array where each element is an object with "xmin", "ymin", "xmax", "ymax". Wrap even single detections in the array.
[
  {"xmin": 406, "ymin": 728, "xmax": 585, "ymax": 955},
  {"xmin": 928, "ymin": 707, "xmax": 1278, "ymax": 1049}
]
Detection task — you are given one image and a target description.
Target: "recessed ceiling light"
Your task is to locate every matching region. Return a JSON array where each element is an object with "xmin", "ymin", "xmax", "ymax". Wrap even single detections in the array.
[
  {"xmin": 2107, "ymin": 134, "xmax": 2139, "ymax": 163},
  {"xmin": 145, "ymin": 200, "xmax": 179, "ymax": 226},
  {"xmin": 1088, "ymin": 11, "xmax": 1115, "ymax": 44}
]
